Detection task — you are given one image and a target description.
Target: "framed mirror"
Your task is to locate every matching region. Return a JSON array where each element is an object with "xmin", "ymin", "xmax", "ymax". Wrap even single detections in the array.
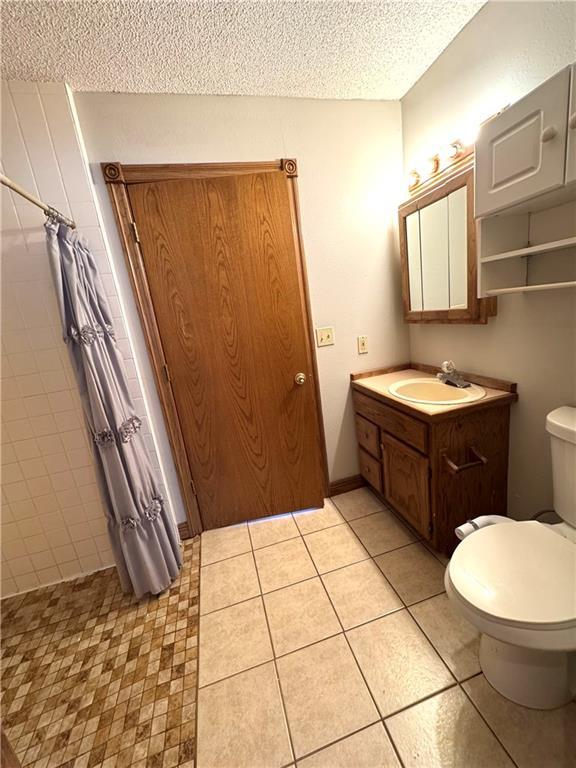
[{"xmin": 399, "ymin": 165, "xmax": 496, "ymax": 324}]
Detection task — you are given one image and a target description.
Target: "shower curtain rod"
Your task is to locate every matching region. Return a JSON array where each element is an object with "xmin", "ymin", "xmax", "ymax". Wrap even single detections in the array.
[{"xmin": 1, "ymin": 173, "xmax": 76, "ymax": 228}]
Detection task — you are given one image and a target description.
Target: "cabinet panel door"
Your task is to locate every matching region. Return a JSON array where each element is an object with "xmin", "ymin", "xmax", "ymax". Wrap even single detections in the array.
[
  {"xmin": 566, "ymin": 65, "xmax": 576, "ymax": 185},
  {"xmin": 382, "ymin": 433, "xmax": 429, "ymax": 537},
  {"xmin": 448, "ymin": 187, "xmax": 467, "ymax": 309},
  {"xmin": 420, "ymin": 197, "xmax": 449, "ymax": 310},
  {"xmin": 406, "ymin": 210, "xmax": 423, "ymax": 311},
  {"xmin": 475, "ymin": 67, "xmax": 570, "ymax": 217}
]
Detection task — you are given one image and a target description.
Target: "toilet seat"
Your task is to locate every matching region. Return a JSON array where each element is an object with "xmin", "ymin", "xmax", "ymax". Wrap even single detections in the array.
[{"xmin": 447, "ymin": 521, "xmax": 576, "ymax": 651}]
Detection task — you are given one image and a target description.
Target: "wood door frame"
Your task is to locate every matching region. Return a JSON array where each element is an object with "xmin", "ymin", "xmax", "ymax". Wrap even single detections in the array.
[
  {"xmin": 399, "ymin": 163, "xmax": 497, "ymax": 324},
  {"xmin": 102, "ymin": 159, "xmax": 328, "ymax": 536}
]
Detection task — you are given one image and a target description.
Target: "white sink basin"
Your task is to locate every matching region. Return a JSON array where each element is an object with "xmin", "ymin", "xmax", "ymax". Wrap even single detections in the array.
[{"xmin": 388, "ymin": 378, "xmax": 486, "ymax": 405}]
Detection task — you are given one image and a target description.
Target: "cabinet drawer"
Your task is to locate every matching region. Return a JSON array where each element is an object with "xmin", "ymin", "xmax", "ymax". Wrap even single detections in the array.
[
  {"xmin": 353, "ymin": 390, "xmax": 428, "ymax": 453},
  {"xmin": 355, "ymin": 414, "xmax": 380, "ymax": 458},
  {"xmin": 358, "ymin": 448, "xmax": 382, "ymax": 493}
]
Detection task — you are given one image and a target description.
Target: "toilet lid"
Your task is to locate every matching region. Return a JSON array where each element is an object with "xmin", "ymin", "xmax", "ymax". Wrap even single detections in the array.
[{"xmin": 448, "ymin": 522, "xmax": 576, "ymax": 628}]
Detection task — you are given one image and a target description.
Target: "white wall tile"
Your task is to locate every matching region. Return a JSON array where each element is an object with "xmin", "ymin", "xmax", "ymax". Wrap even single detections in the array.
[
  {"xmin": 0, "ymin": 86, "xmax": 38, "ymax": 197},
  {"xmin": 10, "ymin": 91, "xmax": 68, "ymax": 202},
  {"xmin": 1, "ymin": 80, "xmax": 167, "ymax": 599}
]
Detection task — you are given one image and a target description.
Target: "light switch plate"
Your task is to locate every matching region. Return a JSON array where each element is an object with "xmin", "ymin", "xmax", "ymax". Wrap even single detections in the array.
[
  {"xmin": 357, "ymin": 335, "xmax": 368, "ymax": 354},
  {"xmin": 315, "ymin": 327, "xmax": 335, "ymax": 347}
]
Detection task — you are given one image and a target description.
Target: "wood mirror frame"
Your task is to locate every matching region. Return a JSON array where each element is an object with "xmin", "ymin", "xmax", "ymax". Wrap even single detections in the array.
[{"xmin": 398, "ymin": 162, "xmax": 497, "ymax": 324}]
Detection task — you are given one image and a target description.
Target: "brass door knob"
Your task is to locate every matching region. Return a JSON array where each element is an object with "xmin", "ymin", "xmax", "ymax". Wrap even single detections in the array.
[{"xmin": 294, "ymin": 372, "xmax": 307, "ymax": 386}]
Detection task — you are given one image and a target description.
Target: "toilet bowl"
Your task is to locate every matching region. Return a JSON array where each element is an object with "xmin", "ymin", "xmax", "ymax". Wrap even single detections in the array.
[{"xmin": 446, "ymin": 407, "xmax": 576, "ymax": 709}]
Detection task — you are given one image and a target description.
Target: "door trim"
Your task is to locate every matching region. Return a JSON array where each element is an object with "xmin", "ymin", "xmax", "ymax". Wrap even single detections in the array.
[{"xmin": 102, "ymin": 159, "xmax": 328, "ymax": 535}]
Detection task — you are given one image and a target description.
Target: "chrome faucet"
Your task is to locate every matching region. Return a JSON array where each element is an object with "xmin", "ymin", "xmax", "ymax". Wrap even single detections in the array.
[{"xmin": 436, "ymin": 360, "xmax": 470, "ymax": 389}]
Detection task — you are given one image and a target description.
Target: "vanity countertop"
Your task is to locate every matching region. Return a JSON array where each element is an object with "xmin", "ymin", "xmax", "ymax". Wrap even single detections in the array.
[{"xmin": 351, "ymin": 365, "xmax": 518, "ymax": 421}]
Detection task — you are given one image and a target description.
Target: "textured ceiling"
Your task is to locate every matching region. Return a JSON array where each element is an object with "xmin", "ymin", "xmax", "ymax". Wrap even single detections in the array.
[{"xmin": 1, "ymin": 1, "xmax": 484, "ymax": 100}]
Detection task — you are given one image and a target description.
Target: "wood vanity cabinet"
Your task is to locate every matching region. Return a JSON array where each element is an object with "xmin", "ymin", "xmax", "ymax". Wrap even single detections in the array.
[{"xmin": 351, "ymin": 368, "xmax": 517, "ymax": 554}]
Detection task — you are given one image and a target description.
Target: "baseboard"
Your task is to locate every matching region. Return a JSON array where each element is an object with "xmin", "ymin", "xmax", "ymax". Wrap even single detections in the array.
[
  {"xmin": 328, "ymin": 474, "xmax": 365, "ymax": 497},
  {"xmin": 178, "ymin": 521, "xmax": 192, "ymax": 540}
]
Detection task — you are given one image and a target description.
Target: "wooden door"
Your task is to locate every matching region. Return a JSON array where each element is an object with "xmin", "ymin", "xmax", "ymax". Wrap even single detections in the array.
[
  {"xmin": 381, "ymin": 433, "xmax": 429, "ymax": 537},
  {"xmin": 127, "ymin": 167, "xmax": 326, "ymax": 529},
  {"xmin": 475, "ymin": 67, "xmax": 569, "ymax": 217}
]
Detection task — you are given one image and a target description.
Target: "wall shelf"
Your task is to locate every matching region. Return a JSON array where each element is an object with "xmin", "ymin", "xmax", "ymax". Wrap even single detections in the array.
[
  {"xmin": 486, "ymin": 281, "xmax": 576, "ymax": 296},
  {"xmin": 478, "ymin": 198, "xmax": 576, "ymax": 298},
  {"xmin": 481, "ymin": 236, "xmax": 576, "ymax": 264}
]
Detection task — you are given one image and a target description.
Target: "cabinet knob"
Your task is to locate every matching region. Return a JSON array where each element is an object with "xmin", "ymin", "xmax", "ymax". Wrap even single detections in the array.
[
  {"xmin": 569, "ymin": 113, "xmax": 576, "ymax": 130},
  {"xmin": 541, "ymin": 125, "xmax": 558, "ymax": 143},
  {"xmin": 294, "ymin": 372, "xmax": 306, "ymax": 386}
]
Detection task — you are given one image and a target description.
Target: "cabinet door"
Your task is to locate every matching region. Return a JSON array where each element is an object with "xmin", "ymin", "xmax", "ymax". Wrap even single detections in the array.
[
  {"xmin": 420, "ymin": 197, "xmax": 449, "ymax": 310},
  {"xmin": 566, "ymin": 64, "xmax": 576, "ymax": 185},
  {"xmin": 448, "ymin": 187, "xmax": 467, "ymax": 308},
  {"xmin": 406, "ymin": 210, "xmax": 423, "ymax": 311},
  {"xmin": 475, "ymin": 67, "xmax": 570, "ymax": 217},
  {"xmin": 381, "ymin": 433, "xmax": 430, "ymax": 538}
]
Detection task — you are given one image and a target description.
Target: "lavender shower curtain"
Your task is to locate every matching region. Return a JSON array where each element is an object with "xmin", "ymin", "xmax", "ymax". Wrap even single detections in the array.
[{"xmin": 45, "ymin": 221, "xmax": 182, "ymax": 598}]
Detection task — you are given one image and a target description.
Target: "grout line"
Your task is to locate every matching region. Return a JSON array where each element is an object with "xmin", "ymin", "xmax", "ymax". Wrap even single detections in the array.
[
  {"xmin": 199, "ymin": 532, "xmax": 429, "ymax": 618},
  {"xmin": 246, "ymin": 522, "xmax": 298, "ymax": 766},
  {"xmin": 194, "ymin": 536, "xmax": 202, "ymax": 768},
  {"xmin": 196, "ymin": 499, "xmax": 518, "ymax": 767},
  {"xmin": 396, "ymin": 592, "xmax": 520, "ymax": 767},
  {"xmin": 293, "ymin": 718, "xmax": 383, "ymax": 764},
  {"xmin": 382, "ymin": 680, "xmax": 459, "ymax": 722},
  {"xmin": 458, "ymin": 679, "xmax": 520, "ymax": 768},
  {"xmin": 297, "ymin": 519, "xmax": 408, "ymax": 768}
]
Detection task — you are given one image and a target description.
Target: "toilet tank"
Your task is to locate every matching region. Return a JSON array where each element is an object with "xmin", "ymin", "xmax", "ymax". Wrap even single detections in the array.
[{"xmin": 546, "ymin": 407, "xmax": 576, "ymax": 526}]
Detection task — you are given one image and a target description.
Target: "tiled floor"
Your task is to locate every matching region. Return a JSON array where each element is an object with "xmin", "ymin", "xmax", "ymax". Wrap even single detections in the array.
[
  {"xmin": 3, "ymin": 490, "xmax": 575, "ymax": 768},
  {"xmin": 196, "ymin": 488, "xmax": 576, "ymax": 768},
  {"xmin": 1, "ymin": 539, "xmax": 200, "ymax": 768}
]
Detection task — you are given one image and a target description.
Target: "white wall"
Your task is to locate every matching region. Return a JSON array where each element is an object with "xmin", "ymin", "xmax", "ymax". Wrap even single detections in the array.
[
  {"xmin": 401, "ymin": 2, "xmax": 576, "ymax": 519},
  {"xmin": 73, "ymin": 93, "xmax": 409, "ymax": 485},
  {"xmin": 0, "ymin": 82, "xmax": 180, "ymax": 598}
]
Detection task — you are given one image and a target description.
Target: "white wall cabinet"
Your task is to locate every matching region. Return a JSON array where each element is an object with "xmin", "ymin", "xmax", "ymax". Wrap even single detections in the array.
[
  {"xmin": 475, "ymin": 67, "xmax": 571, "ymax": 217},
  {"xmin": 566, "ymin": 63, "xmax": 576, "ymax": 186},
  {"xmin": 476, "ymin": 64, "xmax": 576, "ymax": 297}
]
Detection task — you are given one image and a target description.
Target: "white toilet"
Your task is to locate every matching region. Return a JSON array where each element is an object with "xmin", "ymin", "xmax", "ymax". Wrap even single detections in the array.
[{"xmin": 446, "ymin": 406, "xmax": 576, "ymax": 710}]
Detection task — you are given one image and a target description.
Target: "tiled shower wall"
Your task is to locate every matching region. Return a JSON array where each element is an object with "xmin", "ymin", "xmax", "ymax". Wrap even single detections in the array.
[{"xmin": 1, "ymin": 81, "xmax": 165, "ymax": 597}]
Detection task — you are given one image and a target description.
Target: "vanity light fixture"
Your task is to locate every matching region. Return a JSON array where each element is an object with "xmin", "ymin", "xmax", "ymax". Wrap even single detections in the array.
[
  {"xmin": 408, "ymin": 139, "xmax": 470, "ymax": 192},
  {"xmin": 408, "ymin": 168, "xmax": 421, "ymax": 191}
]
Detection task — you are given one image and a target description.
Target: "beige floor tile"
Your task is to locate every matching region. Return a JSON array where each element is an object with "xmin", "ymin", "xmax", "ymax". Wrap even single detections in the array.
[
  {"xmin": 293, "ymin": 499, "xmax": 344, "ymax": 535},
  {"xmin": 304, "ymin": 524, "xmax": 368, "ymax": 574},
  {"xmin": 277, "ymin": 634, "xmax": 378, "ymax": 758},
  {"xmin": 375, "ymin": 543, "xmax": 446, "ymax": 605},
  {"xmin": 349, "ymin": 510, "xmax": 415, "ymax": 557},
  {"xmin": 386, "ymin": 686, "xmax": 514, "ymax": 768},
  {"xmin": 199, "ymin": 597, "xmax": 273, "ymax": 686},
  {"xmin": 347, "ymin": 610, "xmax": 454, "ymax": 717},
  {"xmin": 254, "ymin": 536, "xmax": 316, "ymax": 593},
  {"xmin": 331, "ymin": 487, "xmax": 385, "ymax": 521},
  {"xmin": 248, "ymin": 513, "xmax": 300, "ymax": 550},
  {"xmin": 298, "ymin": 723, "xmax": 400, "ymax": 768},
  {"xmin": 463, "ymin": 674, "xmax": 576, "ymax": 768},
  {"xmin": 197, "ymin": 662, "xmax": 292, "ymax": 768},
  {"xmin": 409, "ymin": 593, "xmax": 480, "ymax": 680},
  {"xmin": 264, "ymin": 578, "xmax": 341, "ymax": 656},
  {"xmin": 201, "ymin": 522, "xmax": 251, "ymax": 565},
  {"xmin": 322, "ymin": 560, "xmax": 402, "ymax": 629},
  {"xmin": 422, "ymin": 540, "xmax": 450, "ymax": 566},
  {"xmin": 200, "ymin": 552, "xmax": 260, "ymax": 614}
]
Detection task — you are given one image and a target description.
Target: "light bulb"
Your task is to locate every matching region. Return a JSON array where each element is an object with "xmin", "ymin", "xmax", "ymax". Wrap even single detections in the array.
[{"xmin": 407, "ymin": 169, "xmax": 420, "ymax": 190}]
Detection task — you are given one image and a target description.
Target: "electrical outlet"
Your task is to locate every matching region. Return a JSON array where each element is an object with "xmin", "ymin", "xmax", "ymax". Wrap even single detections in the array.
[
  {"xmin": 357, "ymin": 335, "xmax": 368, "ymax": 354},
  {"xmin": 315, "ymin": 327, "xmax": 335, "ymax": 347}
]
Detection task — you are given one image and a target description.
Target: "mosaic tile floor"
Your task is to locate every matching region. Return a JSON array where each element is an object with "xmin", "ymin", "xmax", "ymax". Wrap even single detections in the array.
[{"xmin": 1, "ymin": 538, "xmax": 200, "ymax": 768}]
